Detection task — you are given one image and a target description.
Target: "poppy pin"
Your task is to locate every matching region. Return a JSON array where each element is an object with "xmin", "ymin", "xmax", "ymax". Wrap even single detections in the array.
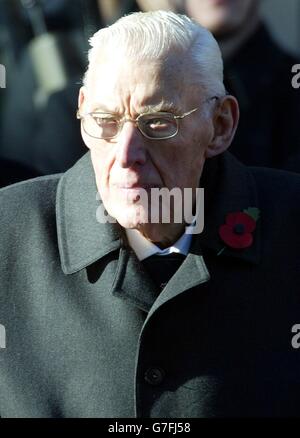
[{"xmin": 217, "ymin": 207, "xmax": 260, "ymax": 256}]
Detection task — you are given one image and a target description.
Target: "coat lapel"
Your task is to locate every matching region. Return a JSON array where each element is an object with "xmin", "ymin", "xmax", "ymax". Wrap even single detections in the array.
[
  {"xmin": 198, "ymin": 152, "xmax": 261, "ymax": 265},
  {"xmin": 111, "ymin": 247, "xmax": 161, "ymax": 312}
]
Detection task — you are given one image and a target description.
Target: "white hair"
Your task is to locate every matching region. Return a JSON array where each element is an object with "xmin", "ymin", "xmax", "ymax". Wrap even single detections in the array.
[{"xmin": 83, "ymin": 10, "xmax": 225, "ymax": 96}]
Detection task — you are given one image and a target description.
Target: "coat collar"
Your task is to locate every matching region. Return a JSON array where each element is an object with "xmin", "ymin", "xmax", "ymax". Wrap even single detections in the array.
[
  {"xmin": 56, "ymin": 152, "xmax": 122, "ymax": 274},
  {"xmin": 56, "ymin": 150, "xmax": 261, "ymax": 276}
]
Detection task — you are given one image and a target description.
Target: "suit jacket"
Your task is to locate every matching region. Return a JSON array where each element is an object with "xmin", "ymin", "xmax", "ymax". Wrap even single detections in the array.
[{"xmin": 0, "ymin": 151, "xmax": 300, "ymax": 418}]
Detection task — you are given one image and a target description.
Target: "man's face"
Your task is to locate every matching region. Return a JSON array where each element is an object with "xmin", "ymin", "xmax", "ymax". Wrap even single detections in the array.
[
  {"xmin": 185, "ymin": 0, "xmax": 258, "ymax": 37},
  {"xmin": 80, "ymin": 57, "xmax": 214, "ymax": 236}
]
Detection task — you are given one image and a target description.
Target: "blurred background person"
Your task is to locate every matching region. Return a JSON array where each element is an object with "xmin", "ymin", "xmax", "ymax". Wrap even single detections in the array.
[
  {"xmin": 0, "ymin": 0, "xmax": 141, "ymax": 177},
  {"xmin": 0, "ymin": 0, "xmax": 86, "ymax": 177},
  {"xmin": 159, "ymin": 0, "xmax": 300, "ymax": 171}
]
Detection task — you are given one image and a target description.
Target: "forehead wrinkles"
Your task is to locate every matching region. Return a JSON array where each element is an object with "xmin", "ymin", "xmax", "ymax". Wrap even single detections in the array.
[{"xmin": 87, "ymin": 57, "xmax": 199, "ymax": 113}]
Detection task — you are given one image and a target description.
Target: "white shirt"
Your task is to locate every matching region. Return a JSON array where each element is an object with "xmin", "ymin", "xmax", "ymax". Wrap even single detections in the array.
[{"xmin": 125, "ymin": 226, "xmax": 193, "ymax": 261}]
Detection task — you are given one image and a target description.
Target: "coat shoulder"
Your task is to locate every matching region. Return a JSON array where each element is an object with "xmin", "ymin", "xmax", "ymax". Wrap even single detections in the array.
[
  {"xmin": 250, "ymin": 166, "xmax": 300, "ymax": 207},
  {"xmin": 0, "ymin": 174, "xmax": 61, "ymax": 208},
  {"xmin": 250, "ymin": 166, "xmax": 300, "ymax": 245},
  {"xmin": 0, "ymin": 174, "xmax": 61, "ymax": 237}
]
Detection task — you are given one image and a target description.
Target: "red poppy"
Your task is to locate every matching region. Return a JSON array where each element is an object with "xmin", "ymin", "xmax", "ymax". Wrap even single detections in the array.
[{"xmin": 219, "ymin": 212, "xmax": 257, "ymax": 249}]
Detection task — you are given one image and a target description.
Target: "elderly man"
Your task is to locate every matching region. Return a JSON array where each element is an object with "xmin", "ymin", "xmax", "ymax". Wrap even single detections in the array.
[{"xmin": 0, "ymin": 11, "xmax": 300, "ymax": 418}]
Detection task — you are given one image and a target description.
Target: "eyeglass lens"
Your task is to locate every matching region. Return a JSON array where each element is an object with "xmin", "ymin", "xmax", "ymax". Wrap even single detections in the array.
[{"xmin": 83, "ymin": 113, "xmax": 178, "ymax": 139}]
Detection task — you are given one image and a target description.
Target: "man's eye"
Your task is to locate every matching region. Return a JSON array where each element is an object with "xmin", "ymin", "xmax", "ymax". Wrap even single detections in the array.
[
  {"xmin": 147, "ymin": 119, "xmax": 169, "ymax": 129},
  {"xmin": 94, "ymin": 117, "xmax": 117, "ymax": 126}
]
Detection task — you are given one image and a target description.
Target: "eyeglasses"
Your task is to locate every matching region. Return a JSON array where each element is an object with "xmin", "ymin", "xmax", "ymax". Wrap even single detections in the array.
[{"xmin": 76, "ymin": 96, "xmax": 219, "ymax": 141}]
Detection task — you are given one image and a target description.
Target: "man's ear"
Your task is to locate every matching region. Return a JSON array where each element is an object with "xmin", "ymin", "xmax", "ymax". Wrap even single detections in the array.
[
  {"xmin": 78, "ymin": 86, "xmax": 86, "ymax": 112},
  {"xmin": 78, "ymin": 86, "xmax": 92, "ymax": 150},
  {"xmin": 205, "ymin": 95, "xmax": 239, "ymax": 158}
]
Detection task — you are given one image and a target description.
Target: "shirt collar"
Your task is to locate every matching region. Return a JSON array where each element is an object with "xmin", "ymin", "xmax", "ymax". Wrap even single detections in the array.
[{"xmin": 125, "ymin": 226, "xmax": 193, "ymax": 261}]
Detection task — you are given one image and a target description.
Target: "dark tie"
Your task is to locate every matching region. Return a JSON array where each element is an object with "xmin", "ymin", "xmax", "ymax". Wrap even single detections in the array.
[{"xmin": 141, "ymin": 253, "xmax": 186, "ymax": 291}]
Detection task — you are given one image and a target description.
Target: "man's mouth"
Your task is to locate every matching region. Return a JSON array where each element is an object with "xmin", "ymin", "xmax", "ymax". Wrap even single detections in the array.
[
  {"xmin": 114, "ymin": 184, "xmax": 162, "ymax": 204},
  {"xmin": 115, "ymin": 183, "xmax": 161, "ymax": 190}
]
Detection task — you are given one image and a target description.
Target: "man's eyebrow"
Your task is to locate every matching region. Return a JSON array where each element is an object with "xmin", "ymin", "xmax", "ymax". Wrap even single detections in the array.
[
  {"xmin": 89, "ymin": 104, "xmax": 119, "ymax": 114},
  {"xmin": 89, "ymin": 102, "xmax": 181, "ymax": 114},
  {"xmin": 142, "ymin": 102, "xmax": 181, "ymax": 113}
]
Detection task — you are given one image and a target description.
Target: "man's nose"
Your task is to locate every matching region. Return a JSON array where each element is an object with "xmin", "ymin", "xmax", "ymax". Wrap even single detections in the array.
[{"xmin": 116, "ymin": 122, "xmax": 147, "ymax": 168}]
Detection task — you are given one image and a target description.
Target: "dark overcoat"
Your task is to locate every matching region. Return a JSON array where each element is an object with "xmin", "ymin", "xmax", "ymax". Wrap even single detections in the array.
[{"xmin": 0, "ymin": 151, "xmax": 300, "ymax": 417}]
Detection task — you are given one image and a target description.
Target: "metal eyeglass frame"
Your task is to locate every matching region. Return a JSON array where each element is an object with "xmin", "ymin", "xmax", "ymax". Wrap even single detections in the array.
[{"xmin": 76, "ymin": 96, "xmax": 219, "ymax": 140}]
